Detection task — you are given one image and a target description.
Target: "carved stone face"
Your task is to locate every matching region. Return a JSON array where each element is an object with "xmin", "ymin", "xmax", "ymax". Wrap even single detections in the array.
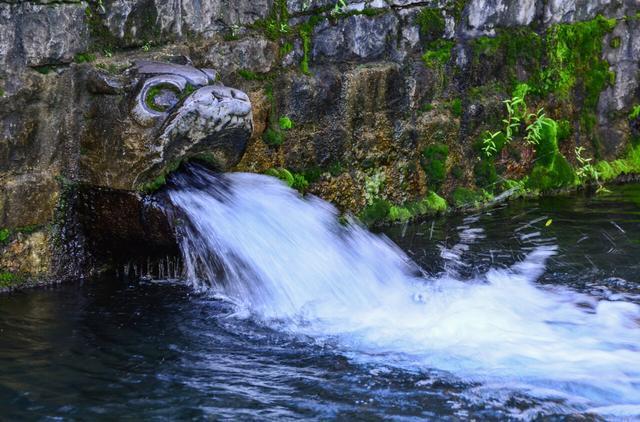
[{"xmin": 83, "ymin": 60, "xmax": 253, "ymax": 190}]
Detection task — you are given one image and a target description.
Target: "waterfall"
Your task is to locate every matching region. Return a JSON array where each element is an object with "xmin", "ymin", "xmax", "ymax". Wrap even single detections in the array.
[{"xmin": 166, "ymin": 164, "xmax": 640, "ymax": 415}]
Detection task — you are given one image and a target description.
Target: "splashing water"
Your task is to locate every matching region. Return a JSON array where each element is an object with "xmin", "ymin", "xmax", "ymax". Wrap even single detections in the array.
[{"xmin": 167, "ymin": 164, "xmax": 640, "ymax": 416}]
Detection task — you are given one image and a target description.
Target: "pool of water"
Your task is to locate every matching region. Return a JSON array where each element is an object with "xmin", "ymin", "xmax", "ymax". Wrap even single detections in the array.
[{"xmin": 1, "ymin": 184, "xmax": 639, "ymax": 420}]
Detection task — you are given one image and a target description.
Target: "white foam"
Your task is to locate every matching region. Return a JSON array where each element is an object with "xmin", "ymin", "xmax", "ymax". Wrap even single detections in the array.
[{"xmin": 168, "ymin": 168, "xmax": 640, "ymax": 415}]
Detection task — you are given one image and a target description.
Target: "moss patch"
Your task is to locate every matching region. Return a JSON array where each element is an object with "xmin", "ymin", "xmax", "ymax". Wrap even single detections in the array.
[
  {"xmin": 422, "ymin": 40, "xmax": 454, "ymax": 68},
  {"xmin": 416, "ymin": 8, "xmax": 445, "ymax": 41},
  {"xmin": 421, "ymin": 144, "xmax": 449, "ymax": 191}
]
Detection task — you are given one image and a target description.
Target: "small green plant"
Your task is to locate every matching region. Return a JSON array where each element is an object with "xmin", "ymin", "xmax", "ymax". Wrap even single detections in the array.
[
  {"xmin": 0, "ymin": 228, "xmax": 10, "ymax": 245},
  {"xmin": 482, "ymin": 131, "xmax": 502, "ymax": 157},
  {"xmin": 449, "ymin": 99, "xmax": 462, "ymax": 117},
  {"xmin": 524, "ymin": 108, "xmax": 549, "ymax": 145},
  {"xmin": 280, "ymin": 42, "xmax": 293, "ymax": 56},
  {"xmin": 263, "ymin": 128, "xmax": 285, "ymax": 146},
  {"xmin": 416, "ymin": 8, "xmax": 446, "ymax": 40},
  {"xmin": 364, "ymin": 171, "xmax": 386, "ymax": 205},
  {"xmin": 421, "ymin": 144, "xmax": 449, "ymax": 191},
  {"xmin": 74, "ymin": 52, "xmax": 96, "ymax": 63},
  {"xmin": 331, "ymin": 0, "xmax": 347, "ymax": 16},
  {"xmin": 103, "ymin": 48, "xmax": 113, "ymax": 58},
  {"xmin": 279, "ymin": 116, "xmax": 293, "ymax": 130},
  {"xmin": 630, "ymin": 105, "xmax": 640, "ymax": 120},
  {"xmin": 265, "ymin": 168, "xmax": 309, "ymax": 193},
  {"xmin": 421, "ymin": 40, "xmax": 454, "ymax": 68},
  {"xmin": 238, "ymin": 69, "xmax": 261, "ymax": 80},
  {"xmin": 141, "ymin": 41, "xmax": 152, "ymax": 52},
  {"xmin": 575, "ymin": 146, "xmax": 608, "ymax": 193}
]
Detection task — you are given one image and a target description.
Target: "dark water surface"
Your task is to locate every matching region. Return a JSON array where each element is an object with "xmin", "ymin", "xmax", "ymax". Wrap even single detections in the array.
[{"xmin": 1, "ymin": 184, "xmax": 639, "ymax": 420}]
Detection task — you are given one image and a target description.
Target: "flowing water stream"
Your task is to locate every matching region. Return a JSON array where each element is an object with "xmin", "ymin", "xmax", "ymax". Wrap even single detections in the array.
[{"xmin": 1, "ymin": 164, "xmax": 640, "ymax": 419}]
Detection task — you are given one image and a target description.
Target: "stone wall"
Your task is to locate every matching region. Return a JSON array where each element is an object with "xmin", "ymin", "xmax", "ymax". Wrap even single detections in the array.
[{"xmin": 1, "ymin": 0, "xmax": 639, "ymax": 286}]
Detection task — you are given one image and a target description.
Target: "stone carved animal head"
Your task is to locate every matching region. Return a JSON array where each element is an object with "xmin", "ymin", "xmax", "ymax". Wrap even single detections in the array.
[{"xmin": 84, "ymin": 59, "xmax": 253, "ymax": 190}]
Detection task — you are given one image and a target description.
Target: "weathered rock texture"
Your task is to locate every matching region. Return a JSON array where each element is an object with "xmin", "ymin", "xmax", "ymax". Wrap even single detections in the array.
[{"xmin": 1, "ymin": 0, "xmax": 640, "ymax": 286}]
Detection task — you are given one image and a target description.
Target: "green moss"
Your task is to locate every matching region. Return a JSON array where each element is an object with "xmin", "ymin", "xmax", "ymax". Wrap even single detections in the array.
[
  {"xmin": 0, "ymin": 228, "xmax": 10, "ymax": 245},
  {"xmin": 33, "ymin": 66, "xmax": 53, "ymax": 75},
  {"xmin": 541, "ymin": 15, "xmax": 616, "ymax": 108},
  {"xmin": 415, "ymin": 191, "xmax": 448, "ymax": 214},
  {"xmin": 610, "ymin": 36, "xmax": 621, "ymax": 48},
  {"xmin": 474, "ymin": 159, "xmax": 498, "ymax": 190},
  {"xmin": 419, "ymin": 103, "xmax": 434, "ymax": 113},
  {"xmin": 534, "ymin": 117, "xmax": 559, "ymax": 166},
  {"xmin": 145, "ymin": 84, "xmax": 180, "ymax": 112},
  {"xmin": 362, "ymin": 191, "xmax": 448, "ymax": 226},
  {"xmin": 416, "ymin": 8, "xmax": 445, "ymax": 41},
  {"xmin": 388, "ymin": 206, "xmax": 413, "ymax": 223},
  {"xmin": 0, "ymin": 272, "xmax": 24, "ymax": 289},
  {"xmin": 557, "ymin": 119, "xmax": 573, "ymax": 142},
  {"xmin": 279, "ymin": 116, "xmax": 293, "ymax": 130},
  {"xmin": 452, "ymin": 188, "xmax": 492, "ymax": 208},
  {"xmin": 421, "ymin": 143, "xmax": 449, "ymax": 191},
  {"xmin": 630, "ymin": 105, "xmax": 640, "ymax": 120},
  {"xmin": 16, "ymin": 225, "xmax": 39, "ymax": 235},
  {"xmin": 449, "ymin": 98, "xmax": 463, "ymax": 117},
  {"xmin": 139, "ymin": 159, "xmax": 182, "ymax": 193},
  {"xmin": 470, "ymin": 27, "xmax": 543, "ymax": 87},
  {"xmin": 422, "ymin": 40, "xmax": 454, "ymax": 68},
  {"xmin": 263, "ymin": 128, "xmax": 285, "ymax": 146},
  {"xmin": 360, "ymin": 198, "xmax": 392, "ymax": 226},
  {"xmin": 280, "ymin": 42, "xmax": 294, "ymax": 56},
  {"xmin": 264, "ymin": 168, "xmax": 309, "ymax": 193},
  {"xmin": 74, "ymin": 52, "xmax": 96, "ymax": 63},
  {"xmin": 525, "ymin": 118, "xmax": 577, "ymax": 191},
  {"xmin": 255, "ymin": 0, "xmax": 290, "ymax": 40},
  {"xmin": 238, "ymin": 69, "xmax": 261, "ymax": 81},
  {"xmin": 300, "ymin": 15, "xmax": 323, "ymax": 75},
  {"xmin": 592, "ymin": 145, "xmax": 640, "ymax": 182}
]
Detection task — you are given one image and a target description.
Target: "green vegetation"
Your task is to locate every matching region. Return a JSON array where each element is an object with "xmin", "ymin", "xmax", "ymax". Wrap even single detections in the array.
[
  {"xmin": 263, "ymin": 128, "xmax": 285, "ymax": 146},
  {"xmin": 265, "ymin": 168, "xmax": 309, "ymax": 193},
  {"xmin": 263, "ymin": 115, "xmax": 293, "ymax": 147},
  {"xmin": 279, "ymin": 116, "xmax": 293, "ymax": 130},
  {"xmin": 280, "ymin": 42, "xmax": 293, "ymax": 57},
  {"xmin": 257, "ymin": 0, "xmax": 290, "ymax": 40},
  {"xmin": 145, "ymin": 84, "xmax": 180, "ymax": 112},
  {"xmin": 73, "ymin": 52, "xmax": 96, "ymax": 63},
  {"xmin": 526, "ymin": 118, "xmax": 577, "ymax": 191},
  {"xmin": 474, "ymin": 159, "xmax": 498, "ymax": 190},
  {"xmin": 238, "ymin": 69, "xmax": 263, "ymax": 81},
  {"xmin": 0, "ymin": 228, "xmax": 10, "ymax": 245},
  {"xmin": 541, "ymin": 15, "xmax": 616, "ymax": 107},
  {"xmin": 630, "ymin": 105, "xmax": 640, "ymax": 120},
  {"xmin": 421, "ymin": 144, "xmax": 449, "ymax": 191},
  {"xmin": 330, "ymin": 0, "xmax": 347, "ymax": 16},
  {"xmin": 360, "ymin": 191, "xmax": 447, "ymax": 226},
  {"xmin": 591, "ymin": 146, "xmax": 640, "ymax": 183},
  {"xmin": 610, "ymin": 36, "xmax": 621, "ymax": 48},
  {"xmin": 449, "ymin": 99, "xmax": 463, "ymax": 117},
  {"xmin": 416, "ymin": 8, "xmax": 445, "ymax": 41},
  {"xmin": 33, "ymin": 66, "xmax": 53, "ymax": 75},
  {"xmin": 0, "ymin": 272, "xmax": 23, "ymax": 289},
  {"xmin": 422, "ymin": 40, "xmax": 454, "ymax": 68},
  {"xmin": 452, "ymin": 188, "xmax": 493, "ymax": 208},
  {"xmin": 481, "ymin": 84, "xmax": 529, "ymax": 157},
  {"xmin": 300, "ymin": 15, "xmax": 323, "ymax": 75},
  {"xmin": 360, "ymin": 198, "xmax": 391, "ymax": 226}
]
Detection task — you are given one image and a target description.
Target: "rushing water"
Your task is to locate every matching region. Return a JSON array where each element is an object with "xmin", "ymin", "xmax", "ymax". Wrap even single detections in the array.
[{"xmin": 1, "ymin": 166, "xmax": 640, "ymax": 420}]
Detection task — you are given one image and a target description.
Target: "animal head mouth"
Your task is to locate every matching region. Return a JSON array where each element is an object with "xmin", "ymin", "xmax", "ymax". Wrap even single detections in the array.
[{"xmin": 130, "ymin": 60, "xmax": 253, "ymax": 138}]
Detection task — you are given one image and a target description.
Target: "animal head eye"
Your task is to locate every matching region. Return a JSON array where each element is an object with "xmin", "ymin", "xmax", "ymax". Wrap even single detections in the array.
[{"xmin": 145, "ymin": 84, "xmax": 181, "ymax": 112}]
